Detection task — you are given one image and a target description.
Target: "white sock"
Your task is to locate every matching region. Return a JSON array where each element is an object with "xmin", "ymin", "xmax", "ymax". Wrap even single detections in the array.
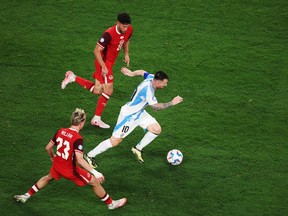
[
  {"xmin": 136, "ymin": 131, "xmax": 159, "ymax": 151},
  {"xmin": 71, "ymin": 74, "xmax": 76, "ymax": 82},
  {"xmin": 92, "ymin": 115, "xmax": 101, "ymax": 122},
  {"xmin": 87, "ymin": 139, "xmax": 113, "ymax": 158}
]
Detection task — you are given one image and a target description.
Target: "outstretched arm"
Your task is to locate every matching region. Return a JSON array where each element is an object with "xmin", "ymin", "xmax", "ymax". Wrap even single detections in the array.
[
  {"xmin": 150, "ymin": 95, "xmax": 183, "ymax": 111},
  {"xmin": 121, "ymin": 67, "xmax": 145, "ymax": 77}
]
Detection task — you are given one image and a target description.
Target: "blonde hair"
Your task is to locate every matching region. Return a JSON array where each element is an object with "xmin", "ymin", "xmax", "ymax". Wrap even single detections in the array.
[{"xmin": 71, "ymin": 108, "xmax": 86, "ymax": 126}]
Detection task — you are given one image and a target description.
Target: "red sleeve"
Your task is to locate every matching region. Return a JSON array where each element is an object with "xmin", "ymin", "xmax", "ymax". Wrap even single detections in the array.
[
  {"xmin": 128, "ymin": 26, "xmax": 133, "ymax": 40},
  {"xmin": 74, "ymin": 138, "xmax": 84, "ymax": 154},
  {"xmin": 50, "ymin": 129, "xmax": 60, "ymax": 145},
  {"xmin": 97, "ymin": 32, "xmax": 111, "ymax": 49}
]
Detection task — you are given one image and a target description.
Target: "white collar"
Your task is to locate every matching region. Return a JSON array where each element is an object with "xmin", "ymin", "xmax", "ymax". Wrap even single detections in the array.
[
  {"xmin": 115, "ymin": 25, "xmax": 121, "ymax": 35},
  {"xmin": 69, "ymin": 127, "xmax": 79, "ymax": 132}
]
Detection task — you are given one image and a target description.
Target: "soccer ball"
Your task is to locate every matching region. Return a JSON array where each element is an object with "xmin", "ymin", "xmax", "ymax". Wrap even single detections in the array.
[{"xmin": 167, "ymin": 149, "xmax": 183, "ymax": 165}]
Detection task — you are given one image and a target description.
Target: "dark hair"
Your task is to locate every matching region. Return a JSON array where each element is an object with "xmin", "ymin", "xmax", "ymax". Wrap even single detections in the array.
[
  {"xmin": 117, "ymin": 13, "xmax": 131, "ymax": 24},
  {"xmin": 154, "ymin": 71, "xmax": 169, "ymax": 81}
]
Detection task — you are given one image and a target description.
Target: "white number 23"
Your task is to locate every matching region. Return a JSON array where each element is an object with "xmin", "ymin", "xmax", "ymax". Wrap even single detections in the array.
[{"xmin": 56, "ymin": 137, "xmax": 70, "ymax": 160}]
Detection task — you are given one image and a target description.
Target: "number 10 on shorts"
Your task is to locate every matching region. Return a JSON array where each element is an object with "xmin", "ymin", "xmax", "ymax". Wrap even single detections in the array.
[{"xmin": 122, "ymin": 125, "xmax": 129, "ymax": 133}]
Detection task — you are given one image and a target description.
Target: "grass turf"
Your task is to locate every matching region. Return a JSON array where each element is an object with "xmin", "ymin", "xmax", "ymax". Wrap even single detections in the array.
[{"xmin": 1, "ymin": 0, "xmax": 287, "ymax": 215}]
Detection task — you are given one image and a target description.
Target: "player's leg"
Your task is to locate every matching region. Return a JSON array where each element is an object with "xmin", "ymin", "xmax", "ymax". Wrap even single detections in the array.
[
  {"xmin": 14, "ymin": 173, "xmax": 54, "ymax": 203},
  {"xmin": 86, "ymin": 135, "xmax": 122, "ymax": 158},
  {"xmin": 85, "ymin": 111, "xmax": 138, "ymax": 166},
  {"xmin": 85, "ymin": 135, "xmax": 124, "ymax": 167},
  {"xmin": 138, "ymin": 122, "xmax": 161, "ymax": 149},
  {"xmin": 91, "ymin": 82, "xmax": 113, "ymax": 128},
  {"xmin": 89, "ymin": 176, "xmax": 126, "ymax": 210},
  {"xmin": 92, "ymin": 79, "xmax": 103, "ymax": 94},
  {"xmin": 73, "ymin": 167, "xmax": 126, "ymax": 210},
  {"xmin": 91, "ymin": 62, "xmax": 114, "ymax": 129},
  {"xmin": 61, "ymin": 71, "xmax": 95, "ymax": 91},
  {"xmin": 84, "ymin": 136, "xmax": 118, "ymax": 168},
  {"xmin": 132, "ymin": 112, "xmax": 160, "ymax": 163}
]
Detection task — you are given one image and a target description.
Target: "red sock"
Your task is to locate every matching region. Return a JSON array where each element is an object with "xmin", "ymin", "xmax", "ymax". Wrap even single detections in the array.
[
  {"xmin": 75, "ymin": 76, "xmax": 94, "ymax": 91},
  {"xmin": 101, "ymin": 193, "xmax": 113, "ymax": 205},
  {"xmin": 95, "ymin": 93, "xmax": 110, "ymax": 116},
  {"xmin": 28, "ymin": 184, "xmax": 40, "ymax": 196}
]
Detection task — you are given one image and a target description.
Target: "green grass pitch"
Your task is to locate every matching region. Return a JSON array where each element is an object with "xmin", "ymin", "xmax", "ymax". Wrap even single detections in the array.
[{"xmin": 1, "ymin": 0, "xmax": 287, "ymax": 215}]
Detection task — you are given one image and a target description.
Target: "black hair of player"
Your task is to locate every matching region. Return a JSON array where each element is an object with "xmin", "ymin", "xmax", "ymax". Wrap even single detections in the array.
[
  {"xmin": 117, "ymin": 13, "xmax": 131, "ymax": 24},
  {"xmin": 154, "ymin": 71, "xmax": 169, "ymax": 81}
]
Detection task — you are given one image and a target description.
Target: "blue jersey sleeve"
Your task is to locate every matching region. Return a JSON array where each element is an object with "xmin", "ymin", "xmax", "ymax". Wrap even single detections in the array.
[
  {"xmin": 144, "ymin": 72, "xmax": 154, "ymax": 80},
  {"xmin": 143, "ymin": 72, "xmax": 149, "ymax": 79}
]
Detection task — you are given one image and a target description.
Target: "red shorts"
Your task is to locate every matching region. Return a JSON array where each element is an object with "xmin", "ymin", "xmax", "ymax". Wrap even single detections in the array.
[
  {"xmin": 50, "ymin": 165, "xmax": 93, "ymax": 186},
  {"xmin": 93, "ymin": 60, "xmax": 114, "ymax": 84}
]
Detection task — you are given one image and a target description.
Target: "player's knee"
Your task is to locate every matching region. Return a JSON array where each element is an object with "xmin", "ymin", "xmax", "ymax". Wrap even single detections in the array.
[
  {"xmin": 90, "ymin": 176, "xmax": 101, "ymax": 186},
  {"xmin": 104, "ymin": 88, "xmax": 113, "ymax": 95},
  {"xmin": 92, "ymin": 82, "xmax": 103, "ymax": 95},
  {"xmin": 103, "ymin": 84, "xmax": 114, "ymax": 95},
  {"xmin": 93, "ymin": 88, "xmax": 102, "ymax": 95},
  {"xmin": 152, "ymin": 125, "xmax": 162, "ymax": 135},
  {"xmin": 154, "ymin": 126, "xmax": 162, "ymax": 135},
  {"xmin": 110, "ymin": 136, "xmax": 122, "ymax": 147}
]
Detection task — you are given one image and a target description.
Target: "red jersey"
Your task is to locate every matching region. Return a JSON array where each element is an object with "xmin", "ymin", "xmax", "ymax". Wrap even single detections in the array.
[
  {"xmin": 51, "ymin": 128, "xmax": 84, "ymax": 174},
  {"xmin": 97, "ymin": 25, "xmax": 133, "ymax": 64}
]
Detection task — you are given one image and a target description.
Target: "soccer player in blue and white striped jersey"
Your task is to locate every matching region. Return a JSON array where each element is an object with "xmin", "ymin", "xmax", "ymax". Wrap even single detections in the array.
[{"xmin": 85, "ymin": 67, "xmax": 183, "ymax": 164}]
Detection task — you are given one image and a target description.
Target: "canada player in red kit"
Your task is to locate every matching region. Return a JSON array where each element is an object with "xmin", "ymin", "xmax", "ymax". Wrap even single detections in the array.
[
  {"xmin": 14, "ymin": 108, "xmax": 126, "ymax": 210},
  {"xmin": 61, "ymin": 13, "xmax": 133, "ymax": 129},
  {"xmin": 49, "ymin": 127, "xmax": 92, "ymax": 184}
]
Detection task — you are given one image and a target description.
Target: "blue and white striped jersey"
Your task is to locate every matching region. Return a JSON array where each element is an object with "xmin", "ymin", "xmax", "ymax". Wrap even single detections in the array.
[{"xmin": 121, "ymin": 72, "xmax": 158, "ymax": 116}]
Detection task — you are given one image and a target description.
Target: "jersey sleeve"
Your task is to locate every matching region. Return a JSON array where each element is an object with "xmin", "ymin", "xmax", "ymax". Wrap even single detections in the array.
[
  {"xmin": 50, "ymin": 129, "xmax": 60, "ymax": 145},
  {"xmin": 143, "ymin": 72, "xmax": 149, "ymax": 79},
  {"xmin": 144, "ymin": 72, "xmax": 154, "ymax": 80},
  {"xmin": 128, "ymin": 27, "xmax": 133, "ymax": 40},
  {"xmin": 74, "ymin": 138, "xmax": 84, "ymax": 154},
  {"xmin": 97, "ymin": 32, "xmax": 112, "ymax": 49}
]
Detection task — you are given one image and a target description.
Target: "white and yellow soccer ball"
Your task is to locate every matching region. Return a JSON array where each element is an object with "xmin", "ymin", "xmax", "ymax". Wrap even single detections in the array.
[{"xmin": 167, "ymin": 149, "xmax": 183, "ymax": 165}]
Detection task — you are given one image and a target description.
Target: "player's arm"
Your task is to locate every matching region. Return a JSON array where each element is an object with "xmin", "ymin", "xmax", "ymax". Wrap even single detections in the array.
[
  {"xmin": 75, "ymin": 151, "xmax": 95, "ymax": 172},
  {"xmin": 45, "ymin": 140, "xmax": 55, "ymax": 162},
  {"xmin": 94, "ymin": 45, "xmax": 105, "ymax": 68},
  {"xmin": 150, "ymin": 96, "xmax": 183, "ymax": 111},
  {"xmin": 94, "ymin": 32, "xmax": 111, "ymax": 75},
  {"xmin": 121, "ymin": 67, "xmax": 146, "ymax": 77},
  {"xmin": 94, "ymin": 45, "xmax": 108, "ymax": 75},
  {"xmin": 75, "ymin": 151, "xmax": 105, "ymax": 183},
  {"xmin": 123, "ymin": 40, "xmax": 130, "ymax": 66}
]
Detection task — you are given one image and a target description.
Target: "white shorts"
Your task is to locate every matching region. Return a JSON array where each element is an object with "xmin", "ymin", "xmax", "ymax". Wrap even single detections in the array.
[{"xmin": 112, "ymin": 108, "xmax": 157, "ymax": 139}]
